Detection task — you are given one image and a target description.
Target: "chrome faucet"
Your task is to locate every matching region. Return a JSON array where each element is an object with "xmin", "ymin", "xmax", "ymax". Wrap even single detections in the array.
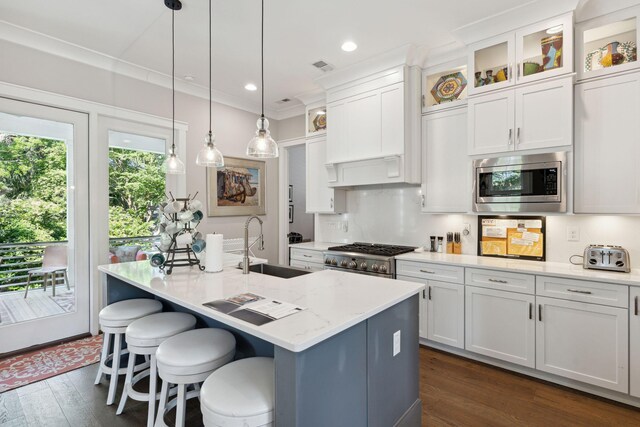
[{"xmin": 243, "ymin": 215, "xmax": 264, "ymax": 274}]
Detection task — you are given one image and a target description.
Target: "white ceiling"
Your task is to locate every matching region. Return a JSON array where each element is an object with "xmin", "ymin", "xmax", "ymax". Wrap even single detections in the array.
[{"xmin": 0, "ymin": 0, "xmax": 585, "ymax": 117}]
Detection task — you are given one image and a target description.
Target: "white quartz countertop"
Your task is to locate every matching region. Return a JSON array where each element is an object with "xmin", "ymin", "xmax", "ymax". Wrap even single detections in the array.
[
  {"xmin": 395, "ymin": 251, "xmax": 640, "ymax": 287},
  {"xmin": 288, "ymin": 241, "xmax": 338, "ymax": 251},
  {"xmin": 98, "ymin": 261, "xmax": 423, "ymax": 353}
]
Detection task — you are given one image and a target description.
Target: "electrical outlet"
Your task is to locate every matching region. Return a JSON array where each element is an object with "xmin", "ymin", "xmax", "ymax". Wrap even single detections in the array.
[
  {"xmin": 341, "ymin": 221, "xmax": 348, "ymax": 232},
  {"xmin": 566, "ymin": 226, "xmax": 580, "ymax": 242},
  {"xmin": 393, "ymin": 330, "xmax": 401, "ymax": 357}
]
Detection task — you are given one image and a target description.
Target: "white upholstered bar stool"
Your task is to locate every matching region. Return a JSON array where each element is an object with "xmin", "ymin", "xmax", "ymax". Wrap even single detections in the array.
[
  {"xmin": 155, "ymin": 328, "xmax": 236, "ymax": 427},
  {"xmin": 94, "ymin": 298, "xmax": 163, "ymax": 405},
  {"xmin": 200, "ymin": 357, "xmax": 275, "ymax": 427},
  {"xmin": 117, "ymin": 312, "xmax": 197, "ymax": 427}
]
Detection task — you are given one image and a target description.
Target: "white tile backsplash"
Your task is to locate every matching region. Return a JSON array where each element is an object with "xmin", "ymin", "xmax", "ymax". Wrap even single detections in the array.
[{"xmin": 315, "ymin": 185, "xmax": 640, "ymax": 265}]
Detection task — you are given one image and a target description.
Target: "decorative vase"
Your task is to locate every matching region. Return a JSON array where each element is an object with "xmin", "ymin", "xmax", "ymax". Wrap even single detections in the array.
[{"xmin": 600, "ymin": 41, "xmax": 625, "ymax": 68}]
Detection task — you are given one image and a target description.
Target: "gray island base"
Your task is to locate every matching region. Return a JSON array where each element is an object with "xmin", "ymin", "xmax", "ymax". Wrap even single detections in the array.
[{"xmin": 102, "ymin": 263, "xmax": 422, "ymax": 426}]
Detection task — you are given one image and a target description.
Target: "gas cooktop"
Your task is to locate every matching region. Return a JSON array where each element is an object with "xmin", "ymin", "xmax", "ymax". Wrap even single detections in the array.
[{"xmin": 327, "ymin": 242, "xmax": 417, "ymax": 257}]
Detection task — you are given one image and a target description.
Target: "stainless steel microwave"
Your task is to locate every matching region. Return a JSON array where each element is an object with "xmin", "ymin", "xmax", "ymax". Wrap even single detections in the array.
[{"xmin": 472, "ymin": 152, "xmax": 567, "ymax": 213}]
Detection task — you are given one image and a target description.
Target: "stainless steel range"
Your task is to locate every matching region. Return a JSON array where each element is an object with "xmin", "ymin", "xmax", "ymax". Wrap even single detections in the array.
[{"xmin": 324, "ymin": 242, "xmax": 417, "ymax": 278}]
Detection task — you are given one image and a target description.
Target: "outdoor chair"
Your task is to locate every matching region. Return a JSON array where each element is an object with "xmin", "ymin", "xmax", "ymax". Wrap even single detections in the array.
[{"xmin": 23, "ymin": 245, "xmax": 69, "ymax": 298}]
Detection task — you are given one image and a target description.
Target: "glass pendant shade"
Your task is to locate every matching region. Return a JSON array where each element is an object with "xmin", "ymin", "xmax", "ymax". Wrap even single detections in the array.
[
  {"xmin": 247, "ymin": 117, "xmax": 278, "ymax": 158},
  {"xmin": 162, "ymin": 151, "xmax": 186, "ymax": 175},
  {"xmin": 196, "ymin": 132, "xmax": 224, "ymax": 167}
]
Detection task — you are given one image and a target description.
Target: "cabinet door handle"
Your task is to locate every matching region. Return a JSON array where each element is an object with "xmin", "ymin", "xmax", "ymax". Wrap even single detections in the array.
[
  {"xmin": 330, "ymin": 198, "xmax": 334, "ymax": 209},
  {"xmin": 517, "ymin": 63, "xmax": 521, "ymax": 78},
  {"xmin": 422, "ymin": 94, "xmax": 425, "ymax": 107},
  {"xmin": 508, "ymin": 64, "xmax": 512, "ymax": 82},
  {"xmin": 635, "ymin": 296, "xmax": 638, "ymax": 316},
  {"xmin": 567, "ymin": 288, "xmax": 592, "ymax": 295},
  {"xmin": 423, "ymin": 289, "xmax": 426, "ymax": 299},
  {"xmin": 421, "ymin": 194, "xmax": 425, "ymax": 208},
  {"xmin": 508, "ymin": 128, "xmax": 513, "ymax": 145},
  {"xmin": 420, "ymin": 269, "xmax": 435, "ymax": 274},
  {"xmin": 538, "ymin": 304, "xmax": 542, "ymax": 322},
  {"xmin": 529, "ymin": 302, "xmax": 532, "ymax": 320},
  {"xmin": 488, "ymin": 278, "xmax": 508, "ymax": 284},
  {"xmin": 516, "ymin": 127, "xmax": 520, "ymax": 144},
  {"xmin": 428, "ymin": 286, "xmax": 432, "ymax": 300}
]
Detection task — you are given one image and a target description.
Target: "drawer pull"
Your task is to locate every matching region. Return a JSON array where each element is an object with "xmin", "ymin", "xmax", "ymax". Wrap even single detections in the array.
[
  {"xmin": 488, "ymin": 278, "xmax": 508, "ymax": 284},
  {"xmin": 420, "ymin": 269, "xmax": 436, "ymax": 274},
  {"xmin": 303, "ymin": 254, "xmax": 312, "ymax": 258},
  {"xmin": 567, "ymin": 288, "xmax": 592, "ymax": 295}
]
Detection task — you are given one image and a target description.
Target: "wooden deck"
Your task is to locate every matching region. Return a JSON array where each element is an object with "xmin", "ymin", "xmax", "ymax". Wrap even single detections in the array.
[{"xmin": 0, "ymin": 286, "xmax": 75, "ymax": 327}]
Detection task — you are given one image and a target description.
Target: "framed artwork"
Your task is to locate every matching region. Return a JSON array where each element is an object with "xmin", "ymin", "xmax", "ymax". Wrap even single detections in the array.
[
  {"xmin": 207, "ymin": 156, "xmax": 266, "ymax": 217},
  {"xmin": 288, "ymin": 185, "xmax": 293, "ymax": 202},
  {"xmin": 288, "ymin": 205, "xmax": 294, "ymax": 223}
]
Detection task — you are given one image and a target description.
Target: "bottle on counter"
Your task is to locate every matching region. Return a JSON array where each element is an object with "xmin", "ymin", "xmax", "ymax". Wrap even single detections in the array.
[
  {"xmin": 430, "ymin": 236, "xmax": 437, "ymax": 252},
  {"xmin": 437, "ymin": 236, "xmax": 444, "ymax": 253}
]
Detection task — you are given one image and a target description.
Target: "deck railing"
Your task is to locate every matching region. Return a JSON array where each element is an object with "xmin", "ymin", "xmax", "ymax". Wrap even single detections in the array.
[{"xmin": 0, "ymin": 236, "xmax": 158, "ymax": 292}]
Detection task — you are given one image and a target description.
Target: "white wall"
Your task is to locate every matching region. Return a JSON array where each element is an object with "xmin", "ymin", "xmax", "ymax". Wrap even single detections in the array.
[
  {"xmin": 0, "ymin": 39, "xmax": 280, "ymax": 262},
  {"xmin": 287, "ymin": 145, "xmax": 314, "ymax": 241},
  {"xmin": 315, "ymin": 185, "xmax": 640, "ymax": 266}
]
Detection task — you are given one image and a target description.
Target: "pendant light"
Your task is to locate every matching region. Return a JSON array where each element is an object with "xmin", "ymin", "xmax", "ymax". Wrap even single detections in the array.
[
  {"xmin": 196, "ymin": 0, "xmax": 224, "ymax": 167},
  {"xmin": 162, "ymin": 0, "xmax": 186, "ymax": 175},
  {"xmin": 246, "ymin": 0, "xmax": 278, "ymax": 158}
]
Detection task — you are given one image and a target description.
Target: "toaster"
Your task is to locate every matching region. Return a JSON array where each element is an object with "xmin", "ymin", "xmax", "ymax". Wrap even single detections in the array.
[{"xmin": 583, "ymin": 245, "xmax": 631, "ymax": 273}]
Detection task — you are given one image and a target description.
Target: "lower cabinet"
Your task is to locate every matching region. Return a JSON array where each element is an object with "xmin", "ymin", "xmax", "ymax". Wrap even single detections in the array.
[
  {"xmin": 465, "ymin": 286, "xmax": 535, "ymax": 368},
  {"xmin": 426, "ymin": 281, "xmax": 464, "ymax": 349},
  {"xmin": 631, "ymin": 288, "xmax": 640, "ymax": 398},
  {"xmin": 396, "ymin": 274, "xmax": 428, "ymax": 339},
  {"xmin": 535, "ymin": 296, "xmax": 628, "ymax": 393},
  {"xmin": 289, "ymin": 259, "xmax": 324, "ymax": 272}
]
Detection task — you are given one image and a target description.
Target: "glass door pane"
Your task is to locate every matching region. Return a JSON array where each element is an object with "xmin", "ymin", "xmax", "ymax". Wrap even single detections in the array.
[
  {"xmin": 0, "ymin": 97, "xmax": 89, "ymax": 354},
  {"xmin": 473, "ymin": 42, "xmax": 510, "ymax": 90},
  {"xmin": 584, "ymin": 18, "xmax": 637, "ymax": 73},
  {"xmin": 522, "ymin": 25, "xmax": 564, "ymax": 77}
]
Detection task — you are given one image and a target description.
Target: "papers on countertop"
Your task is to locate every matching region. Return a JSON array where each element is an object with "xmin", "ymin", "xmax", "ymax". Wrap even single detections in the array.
[{"xmin": 203, "ymin": 292, "xmax": 305, "ymax": 326}]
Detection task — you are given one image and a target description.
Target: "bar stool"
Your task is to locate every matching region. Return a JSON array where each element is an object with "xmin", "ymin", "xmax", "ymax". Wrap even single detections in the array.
[
  {"xmin": 117, "ymin": 312, "xmax": 197, "ymax": 427},
  {"xmin": 94, "ymin": 298, "xmax": 163, "ymax": 405},
  {"xmin": 200, "ymin": 357, "xmax": 275, "ymax": 427},
  {"xmin": 155, "ymin": 328, "xmax": 236, "ymax": 427}
]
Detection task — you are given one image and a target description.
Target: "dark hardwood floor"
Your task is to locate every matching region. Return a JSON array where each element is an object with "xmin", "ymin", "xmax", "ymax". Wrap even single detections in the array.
[{"xmin": 1, "ymin": 346, "xmax": 639, "ymax": 426}]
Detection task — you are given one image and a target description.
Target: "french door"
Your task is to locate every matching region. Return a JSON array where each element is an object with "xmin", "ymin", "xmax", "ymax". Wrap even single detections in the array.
[{"xmin": 0, "ymin": 97, "xmax": 89, "ymax": 354}]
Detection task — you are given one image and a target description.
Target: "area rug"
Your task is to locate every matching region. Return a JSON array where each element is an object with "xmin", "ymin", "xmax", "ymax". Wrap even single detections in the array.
[{"xmin": 0, "ymin": 334, "xmax": 102, "ymax": 393}]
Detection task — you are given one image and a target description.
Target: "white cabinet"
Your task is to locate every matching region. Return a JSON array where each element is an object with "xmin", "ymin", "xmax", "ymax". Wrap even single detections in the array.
[
  {"xmin": 468, "ymin": 13, "xmax": 573, "ymax": 95},
  {"xmin": 305, "ymin": 137, "xmax": 346, "ymax": 213},
  {"xmin": 535, "ymin": 296, "xmax": 628, "ymax": 393},
  {"xmin": 574, "ymin": 71, "xmax": 640, "ymax": 213},
  {"xmin": 289, "ymin": 247, "xmax": 325, "ymax": 271},
  {"xmin": 465, "ymin": 286, "xmax": 535, "ymax": 368},
  {"xmin": 426, "ymin": 281, "xmax": 465, "ymax": 349},
  {"xmin": 468, "ymin": 76, "xmax": 573, "ymax": 156},
  {"xmin": 421, "ymin": 109, "xmax": 469, "ymax": 213},
  {"xmin": 631, "ymin": 288, "xmax": 640, "ymax": 398},
  {"xmin": 396, "ymin": 274, "xmax": 428, "ymax": 339}
]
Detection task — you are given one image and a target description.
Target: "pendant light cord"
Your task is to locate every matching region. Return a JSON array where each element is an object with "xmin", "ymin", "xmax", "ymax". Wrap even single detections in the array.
[
  {"xmin": 260, "ymin": 0, "xmax": 264, "ymax": 119},
  {"xmin": 171, "ymin": 9, "xmax": 176, "ymax": 154},
  {"xmin": 209, "ymin": 0, "xmax": 212, "ymax": 133}
]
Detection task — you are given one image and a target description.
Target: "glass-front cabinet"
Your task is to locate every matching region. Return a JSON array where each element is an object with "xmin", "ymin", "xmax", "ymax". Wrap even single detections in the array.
[
  {"xmin": 576, "ymin": 6, "xmax": 640, "ymax": 81},
  {"xmin": 469, "ymin": 13, "xmax": 573, "ymax": 95},
  {"xmin": 422, "ymin": 59, "xmax": 468, "ymax": 113}
]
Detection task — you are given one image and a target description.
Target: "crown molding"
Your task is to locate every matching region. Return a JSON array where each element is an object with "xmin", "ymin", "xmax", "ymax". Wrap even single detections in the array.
[
  {"xmin": 451, "ymin": 0, "xmax": 579, "ymax": 45},
  {"xmin": 272, "ymin": 103, "xmax": 306, "ymax": 120},
  {"xmin": 0, "ymin": 20, "xmax": 290, "ymax": 119},
  {"xmin": 315, "ymin": 44, "xmax": 415, "ymax": 90},
  {"xmin": 575, "ymin": 0, "xmax": 640, "ymax": 23},
  {"xmin": 294, "ymin": 89, "xmax": 325, "ymax": 106}
]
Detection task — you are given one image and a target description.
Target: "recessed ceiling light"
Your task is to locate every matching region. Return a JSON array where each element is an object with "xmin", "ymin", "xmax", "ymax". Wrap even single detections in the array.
[
  {"xmin": 546, "ymin": 25, "xmax": 563, "ymax": 35},
  {"xmin": 244, "ymin": 83, "xmax": 257, "ymax": 91},
  {"xmin": 341, "ymin": 41, "xmax": 358, "ymax": 52}
]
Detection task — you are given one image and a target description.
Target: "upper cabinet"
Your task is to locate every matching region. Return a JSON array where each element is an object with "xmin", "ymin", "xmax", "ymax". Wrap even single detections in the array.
[
  {"xmin": 468, "ymin": 13, "xmax": 574, "ymax": 96},
  {"xmin": 468, "ymin": 75, "xmax": 573, "ymax": 156},
  {"xmin": 324, "ymin": 66, "xmax": 421, "ymax": 187},
  {"xmin": 576, "ymin": 5, "xmax": 640, "ymax": 81},
  {"xmin": 306, "ymin": 103, "xmax": 327, "ymax": 138},
  {"xmin": 422, "ymin": 60, "xmax": 468, "ymax": 113}
]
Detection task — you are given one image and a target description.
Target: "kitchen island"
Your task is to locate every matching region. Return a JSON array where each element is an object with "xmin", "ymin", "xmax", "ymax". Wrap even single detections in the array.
[{"xmin": 99, "ymin": 261, "xmax": 423, "ymax": 427}]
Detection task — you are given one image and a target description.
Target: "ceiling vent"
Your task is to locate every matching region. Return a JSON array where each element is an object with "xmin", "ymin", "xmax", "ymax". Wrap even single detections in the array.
[
  {"xmin": 275, "ymin": 98, "xmax": 291, "ymax": 104},
  {"xmin": 312, "ymin": 60, "xmax": 334, "ymax": 72}
]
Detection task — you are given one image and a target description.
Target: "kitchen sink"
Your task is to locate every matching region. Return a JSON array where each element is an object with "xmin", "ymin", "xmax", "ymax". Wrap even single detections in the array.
[{"xmin": 242, "ymin": 263, "xmax": 312, "ymax": 279}]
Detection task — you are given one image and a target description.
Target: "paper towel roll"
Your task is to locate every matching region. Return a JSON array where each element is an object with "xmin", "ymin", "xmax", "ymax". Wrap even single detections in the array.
[{"xmin": 205, "ymin": 234, "xmax": 223, "ymax": 273}]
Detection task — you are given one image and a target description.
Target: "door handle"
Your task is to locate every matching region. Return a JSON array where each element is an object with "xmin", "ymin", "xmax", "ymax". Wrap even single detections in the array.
[
  {"xmin": 330, "ymin": 198, "xmax": 333, "ymax": 209},
  {"xmin": 635, "ymin": 296, "xmax": 638, "ymax": 316},
  {"xmin": 508, "ymin": 64, "xmax": 512, "ymax": 82},
  {"xmin": 567, "ymin": 288, "xmax": 592, "ymax": 295},
  {"xmin": 516, "ymin": 127, "xmax": 520, "ymax": 144},
  {"xmin": 423, "ymin": 289, "xmax": 426, "ymax": 299},
  {"xmin": 428, "ymin": 286, "xmax": 432, "ymax": 300},
  {"xmin": 508, "ymin": 128, "xmax": 513, "ymax": 145},
  {"xmin": 421, "ymin": 194, "xmax": 425, "ymax": 208},
  {"xmin": 538, "ymin": 304, "xmax": 542, "ymax": 321},
  {"xmin": 517, "ymin": 63, "xmax": 521, "ymax": 78},
  {"xmin": 529, "ymin": 302, "xmax": 532, "ymax": 320}
]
